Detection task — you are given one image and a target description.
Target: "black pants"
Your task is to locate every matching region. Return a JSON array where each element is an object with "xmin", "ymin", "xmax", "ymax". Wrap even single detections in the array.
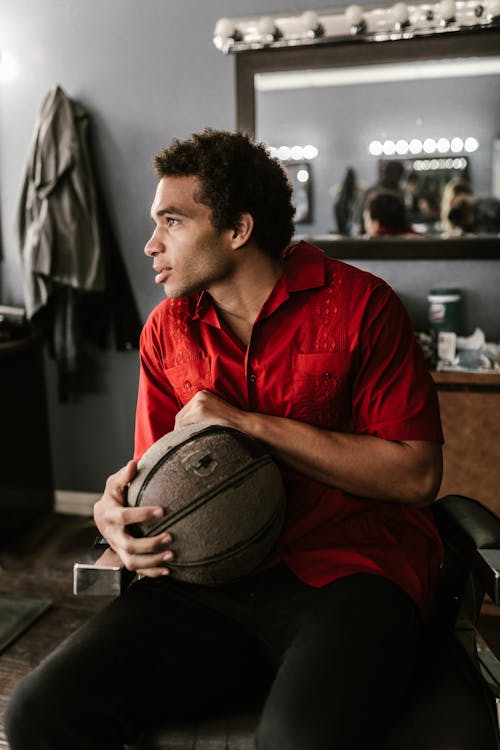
[{"xmin": 4, "ymin": 568, "xmax": 422, "ymax": 750}]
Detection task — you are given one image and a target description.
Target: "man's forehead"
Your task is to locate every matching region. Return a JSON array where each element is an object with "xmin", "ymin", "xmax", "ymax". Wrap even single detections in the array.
[{"xmin": 151, "ymin": 175, "xmax": 201, "ymax": 213}]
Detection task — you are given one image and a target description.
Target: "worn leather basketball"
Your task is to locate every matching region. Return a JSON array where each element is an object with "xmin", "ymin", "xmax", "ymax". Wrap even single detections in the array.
[{"xmin": 126, "ymin": 423, "xmax": 286, "ymax": 585}]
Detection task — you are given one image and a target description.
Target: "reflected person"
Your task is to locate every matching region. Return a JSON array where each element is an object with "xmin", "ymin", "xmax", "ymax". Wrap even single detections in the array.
[{"xmin": 363, "ymin": 189, "xmax": 416, "ymax": 237}]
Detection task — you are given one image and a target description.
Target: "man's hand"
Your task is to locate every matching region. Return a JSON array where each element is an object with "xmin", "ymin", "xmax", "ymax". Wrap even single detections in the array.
[
  {"xmin": 93, "ymin": 460, "xmax": 174, "ymax": 577},
  {"xmin": 174, "ymin": 390, "xmax": 248, "ymax": 432}
]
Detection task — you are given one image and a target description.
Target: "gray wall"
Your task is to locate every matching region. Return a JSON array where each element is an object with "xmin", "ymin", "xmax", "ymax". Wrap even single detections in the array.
[{"xmin": 1, "ymin": 0, "xmax": 499, "ymax": 492}]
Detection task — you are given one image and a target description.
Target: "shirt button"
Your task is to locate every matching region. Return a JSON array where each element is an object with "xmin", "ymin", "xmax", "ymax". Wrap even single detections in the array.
[
  {"xmin": 185, "ymin": 381, "xmax": 192, "ymax": 388},
  {"xmin": 249, "ymin": 373, "xmax": 257, "ymax": 383}
]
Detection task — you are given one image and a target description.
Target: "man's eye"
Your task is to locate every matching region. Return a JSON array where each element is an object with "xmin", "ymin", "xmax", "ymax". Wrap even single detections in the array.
[{"xmin": 166, "ymin": 217, "xmax": 180, "ymax": 227}]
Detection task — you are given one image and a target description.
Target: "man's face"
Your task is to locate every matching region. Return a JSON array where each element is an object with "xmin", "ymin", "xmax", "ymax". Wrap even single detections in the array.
[{"xmin": 144, "ymin": 175, "xmax": 236, "ymax": 299}]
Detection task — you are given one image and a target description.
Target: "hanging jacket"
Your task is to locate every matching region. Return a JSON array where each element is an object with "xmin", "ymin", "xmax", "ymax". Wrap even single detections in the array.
[{"xmin": 17, "ymin": 84, "xmax": 141, "ymax": 399}]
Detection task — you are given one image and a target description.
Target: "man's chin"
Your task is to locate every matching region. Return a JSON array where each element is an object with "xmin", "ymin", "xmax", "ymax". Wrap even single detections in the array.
[{"xmin": 162, "ymin": 283, "xmax": 199, "ymax": 300}]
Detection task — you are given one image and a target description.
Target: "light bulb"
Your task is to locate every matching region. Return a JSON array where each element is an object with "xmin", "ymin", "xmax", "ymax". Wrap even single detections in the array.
[
  {"xmin": 214, "ymin": 18, "xmax": 235, "ymax": 40},
  {"xmin": 369, "ymin": 141, "xmax": 383, "ymax": 156},
  {"xmin": 345, "ymin": 4, "xmax": 365, "ymax": 28},
  {"xmin": 257, "ymin": 16, "xmax": 277, "ymax": 37},
  {"xmin": 303, "ymin": 144, "xmax": 319, "ymax": 160},
  {"xmin": 392, "ymin": 2, "xmax": 410, "ymax": 24},
  {"xmin": 277, "ymin": 146, "xmax": 291, "ymax": 161},
  {"xmin": 290, "ymin": 146, "xmax": 304, "ymax": 160},
  {"xmin": 409, "ymin": 138, "xmax": 423, "ymax": 154},
  {"xmin": 301, "ymin": 10, "xmax": 323, "ymax": 34},
  {"xmin": 382, "ymin": 140, "xmax": 396, "ymax": 155},
  {"xmin": 464, "ymin": 137, "xmax": 479, "ymax": 152},
  {"xmin": 487, "ymin": 0, "xmax": 500, "ymax": 16},
  {"xmin": 438, "ymin": 0, "xmax": 456, "ymax": 21},
  {"xmin": 423, "ymin": 138, "xmax": 437, "ymax": 154}
]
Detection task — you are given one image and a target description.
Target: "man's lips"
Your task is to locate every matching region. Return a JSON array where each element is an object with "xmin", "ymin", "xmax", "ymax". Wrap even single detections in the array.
[{"xmin": 154, "ymin": 267, "xmax": 171, "ymax": 285}]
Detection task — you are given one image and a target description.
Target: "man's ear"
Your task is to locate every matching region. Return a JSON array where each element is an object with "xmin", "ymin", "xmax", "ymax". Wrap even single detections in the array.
[{"xmin": 230, "ymin": 213, "xmax": 254, "ymax": 249}]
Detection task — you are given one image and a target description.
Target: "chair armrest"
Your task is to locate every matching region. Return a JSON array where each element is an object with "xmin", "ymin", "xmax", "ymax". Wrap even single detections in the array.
[
  {"xmin": 432, "ymin": 495, "xmax": 500, "ymax": 623},
  {"xmin": 477, "ymin": 549, "xmax": 500, "ymax": 605},
  {"xmin": 433, "ymin": 494, "xmax": 500, "ymax": 553}
]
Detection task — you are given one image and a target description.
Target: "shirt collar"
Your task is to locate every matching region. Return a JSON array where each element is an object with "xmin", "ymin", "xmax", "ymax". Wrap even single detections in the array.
[
  {"xmin": 193, "ymin": 241, "xmax": 327, "ymax": 325},
  {"xmin": 283, "ymin": 240, "xmax": 327, "ymax": 293}
]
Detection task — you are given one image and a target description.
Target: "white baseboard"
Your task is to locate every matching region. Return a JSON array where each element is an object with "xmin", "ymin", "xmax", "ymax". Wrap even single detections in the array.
[{"xmin": 55, "ymin": 490, "xmax": 100, "ymax": 516}]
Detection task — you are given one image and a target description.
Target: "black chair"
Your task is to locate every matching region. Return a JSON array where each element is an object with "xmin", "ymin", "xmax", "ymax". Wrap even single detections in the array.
[{"xmin": 126, "ymin": 495, "xmax": 500, "ymax": 750}]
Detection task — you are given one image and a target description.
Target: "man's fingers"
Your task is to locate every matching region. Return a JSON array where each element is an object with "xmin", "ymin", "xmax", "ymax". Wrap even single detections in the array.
[
  {"xmin": 121, "ymin": 547, "xmax": 174, "ymax": 574},
  {"xmin": 119, "ymin": 531, "xmax": 173, "ymax": 556},
  {"xmin": 104, "ymin": 503, "xmax": 164, "ymax": 527},
  {"xmin": 136, "ymin": 565, "xmax": 171, "ymax": 578}
]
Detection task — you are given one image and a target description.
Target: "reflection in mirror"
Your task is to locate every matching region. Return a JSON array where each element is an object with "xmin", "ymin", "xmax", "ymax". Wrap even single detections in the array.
[
  {"xmin": 256, "ymin": 57, "xmax": 500, "ymax": 238},
  {"xmin": 284, "ymin": 162, "xmax": 312, "ymax": 223}
]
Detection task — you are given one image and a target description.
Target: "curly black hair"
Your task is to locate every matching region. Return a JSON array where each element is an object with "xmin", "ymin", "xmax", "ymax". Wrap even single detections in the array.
[
  {"xmin": 153, "ymin": 129, "xmax": 295, "ymax": 258},
  {"xmin": 366, "ymin": 189, "xmax": 408, "ymax": 233}
]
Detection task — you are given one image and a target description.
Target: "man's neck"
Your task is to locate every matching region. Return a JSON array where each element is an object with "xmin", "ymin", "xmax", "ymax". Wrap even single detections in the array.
[{"xmin": 209, "ymin": 250, "xmax": 285, "ymax": 347}]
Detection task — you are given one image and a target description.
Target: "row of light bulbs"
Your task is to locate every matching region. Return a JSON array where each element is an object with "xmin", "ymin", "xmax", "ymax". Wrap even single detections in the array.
[
  {"xmin": 267, "ymin": 145, "xmax": 319, "ymax": 161},
  {"xmin": 266, "ymin": 140, "xmax": 475, "ymax": 164},
  {"xmin": 368, "ymin": 136, "xmax": 479, "ymax": 156},
  {"xmin": 214, "ymin": 0, "xmax": 500, "ymax": 52},
  {"xmin": 412, "ymin": 156, "xmax": 468, "ymax": 170},
  {"xmin": 344, "ymin": 0, "xmax": 499, "ymax": 32}
]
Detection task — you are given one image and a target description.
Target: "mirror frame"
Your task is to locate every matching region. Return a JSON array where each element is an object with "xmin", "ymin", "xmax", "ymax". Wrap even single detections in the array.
[{"xmin": 235, "ymin": 25, "xmax": 500, "ymax": 259}]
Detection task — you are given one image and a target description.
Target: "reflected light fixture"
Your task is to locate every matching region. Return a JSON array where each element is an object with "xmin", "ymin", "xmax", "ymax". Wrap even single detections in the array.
[
  {"xmin": 409, "ymin": 138, "xmax": 424, "ymax": 154},
  {"xmin": 413, "ymin": 156, "xmax": 468, "ymax": 169},
  {"xmin": 368, "ymin": 136, "xmax": 479, "ymax": 156},
  {"xmin": 268, "ymin": 144, "xmax": 319, "ymax": 161},
  {"xmin": 423, "ymin": 137, "xmax": 438, "ymax": 153},
  {"xmin": 437, "ymin": 137, "xmax": 451, "ymax": 152}
]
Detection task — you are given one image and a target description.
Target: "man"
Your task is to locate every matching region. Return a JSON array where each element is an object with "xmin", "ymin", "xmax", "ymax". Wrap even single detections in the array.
[
  {"xmin": 363, "ymin": 190, "xmax": 416, "ymax": 237},
  {"xmin": 354, "ymin": 159, "xmax": 405, "ymax": 234},
  {"xmin": 5, "ymin": 129, "xmax": 443, "ymax": 750}
]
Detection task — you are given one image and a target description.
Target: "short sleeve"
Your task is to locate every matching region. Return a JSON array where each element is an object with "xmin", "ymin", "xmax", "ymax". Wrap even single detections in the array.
[
  {"xmin": 133, "ymin": 315, "xmax": 180, "ymax": 460},
  {"xmin": 352, "ymin": 284, "xmax": 443, "ymax": 442}
]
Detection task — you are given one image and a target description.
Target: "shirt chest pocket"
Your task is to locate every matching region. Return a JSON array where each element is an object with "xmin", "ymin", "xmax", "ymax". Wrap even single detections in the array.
[
  {"xmin": 164, "ymin": 358, "xmax": 213, "ymax": 407},
  {"xmin": 291, "ymin": 352, "xmax": 353, "ymax": 427}
]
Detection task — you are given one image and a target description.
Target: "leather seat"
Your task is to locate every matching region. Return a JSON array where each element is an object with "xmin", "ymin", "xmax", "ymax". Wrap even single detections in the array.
[{"xmin": 128, "ymin": 495, "xmax": 500, "ymax": 750}]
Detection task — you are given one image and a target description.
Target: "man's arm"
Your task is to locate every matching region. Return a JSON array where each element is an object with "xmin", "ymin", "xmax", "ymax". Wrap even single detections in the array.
[{"xmin": 174, "ymin": 390, "xmax": 443, "ymax": 508}]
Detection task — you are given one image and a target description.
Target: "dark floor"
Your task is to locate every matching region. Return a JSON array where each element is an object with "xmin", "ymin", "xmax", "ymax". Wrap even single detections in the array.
[
  {"xmin": 0, "ymin": 512, "xmax": 499, "ymax": 749},
  {"xmin": 0, "ymin": 513, "xmax": 108, "ymax": 749}
]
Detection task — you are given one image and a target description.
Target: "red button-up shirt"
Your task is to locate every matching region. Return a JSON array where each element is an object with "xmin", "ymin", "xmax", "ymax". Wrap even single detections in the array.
[{"xmin": 134, "ymin": 241, "xmax": 444, "ymax": 619}]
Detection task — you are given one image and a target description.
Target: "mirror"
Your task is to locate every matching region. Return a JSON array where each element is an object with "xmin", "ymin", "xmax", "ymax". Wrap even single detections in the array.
[{"xmin": 236, "ymin": 25, "xmax": 500, "ymax": 258}]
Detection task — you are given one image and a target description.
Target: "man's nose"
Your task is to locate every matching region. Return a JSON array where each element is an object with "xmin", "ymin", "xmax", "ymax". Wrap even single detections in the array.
[{"xmin": 144, "ymin": 229, "xmax": 163, "ymax": 257}]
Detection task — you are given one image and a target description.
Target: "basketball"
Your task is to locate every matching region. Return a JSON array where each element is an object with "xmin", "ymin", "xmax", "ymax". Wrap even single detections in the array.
[{"xmin": 126, "ymin": 423, "xmax": 286, "ymax": 585}]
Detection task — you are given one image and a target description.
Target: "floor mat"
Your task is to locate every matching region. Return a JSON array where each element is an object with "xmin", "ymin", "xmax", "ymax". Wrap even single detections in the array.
[{"xmin": 0, "ymin": 593, "xmax": 52, "ymax": 654}]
